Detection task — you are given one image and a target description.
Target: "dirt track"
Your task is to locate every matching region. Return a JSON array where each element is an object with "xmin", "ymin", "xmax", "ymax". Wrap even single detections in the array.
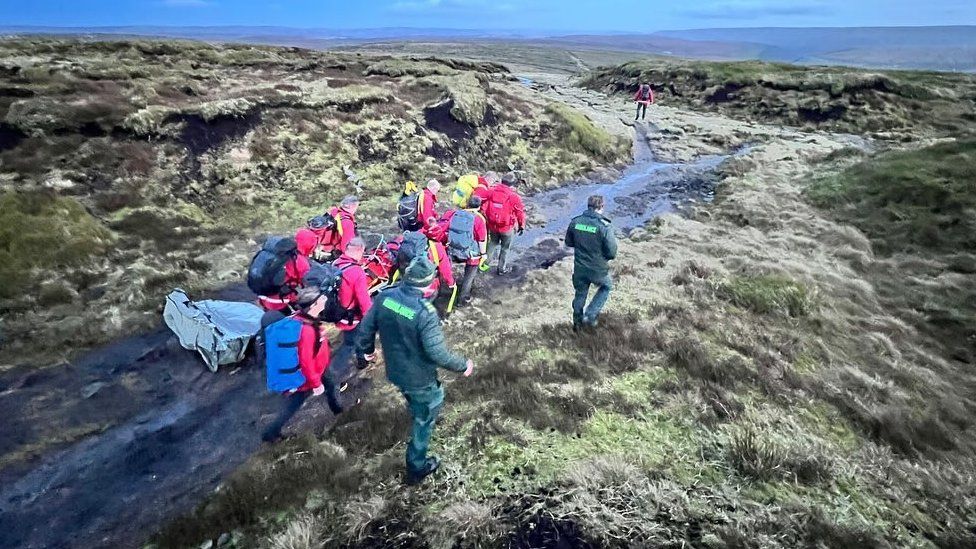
[{"xmin": 0, "ymin": 93, "xmax": 739, "ymax": 549}]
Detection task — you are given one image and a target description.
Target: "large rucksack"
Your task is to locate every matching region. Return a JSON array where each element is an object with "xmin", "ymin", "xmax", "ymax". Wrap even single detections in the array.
[
  {"xmin": 395, "ymin": 231, "xmax": 430, "ymax": 274},
  {"xmin": 452, "ymin": 174, "xmax": 480, "ymax": 208},
  {"xmin": 397, "ymin": 193, "xmax": 422, "ymax": 231},
  {"xmin": 447, "ymin": 211, "xmax": 480, "ymax": 262},
  {"xmin": 247, "ymin": 236, "xmax": 298, "ymax": 296},
  {"xmin": 303, "ymin": 262, "xmax": 352, "ymax": 323},
  {"xmin": 485, "ymin": 187, "xmax": 514, "ymax": 231},
  {"xmin": 264, "ymin": 316, "xmax": 305, "ymax": 392}
]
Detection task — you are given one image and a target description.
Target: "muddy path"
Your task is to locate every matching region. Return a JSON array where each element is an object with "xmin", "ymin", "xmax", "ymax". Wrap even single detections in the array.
[{"xmin": 0, "ymin": 122, "xmax": 738, "ymax": 549}]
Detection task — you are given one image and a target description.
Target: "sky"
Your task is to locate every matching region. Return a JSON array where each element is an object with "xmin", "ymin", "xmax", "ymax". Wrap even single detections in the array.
[{"xmin": 2, "ymin": 0, "xmax": 975, "ymax": 33}]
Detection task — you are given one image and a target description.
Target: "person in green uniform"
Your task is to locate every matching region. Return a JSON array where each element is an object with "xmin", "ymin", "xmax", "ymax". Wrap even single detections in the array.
[
  {"xmin": 356, "ymin": 256, "xmax": 475, "ymax": 484},
  {"xmin": 565, "ymin": 195, "xmax": 618, "ymax": 331}
]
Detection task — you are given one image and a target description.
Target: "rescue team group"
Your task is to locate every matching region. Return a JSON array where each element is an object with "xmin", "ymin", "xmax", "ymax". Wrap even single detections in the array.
[{"xmin": 250, "ymin": 171, "xmax": 617, "ymax": 485}]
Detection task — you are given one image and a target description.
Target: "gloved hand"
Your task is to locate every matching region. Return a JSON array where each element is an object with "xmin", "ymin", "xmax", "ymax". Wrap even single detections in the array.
[
  {"xmin": 517, "ymin": 227, "xmax": 525, "ymax": 236},
  {"xmin": 312, "ymin": 385, "xmax": 325, "ymax": 396}
]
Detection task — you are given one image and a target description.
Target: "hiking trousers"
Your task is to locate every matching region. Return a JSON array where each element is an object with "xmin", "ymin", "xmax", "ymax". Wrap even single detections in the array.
[
  {"xmin": 400, "ymin": 382, "xmax": 445, "ymax": 476},
  {"xmin": 636, "ymin": 102, "xmax": 648, "ymax": 120},
  {"xmin": 487, "ymin": 230, "xmax": 514, "ymax": 271},
  {"xmin": 458, "ymin": 263, "xmax": 480, "ymax": 302},
  {"xmin": 262, "ymin": 374, "xmax": 343, "ymax": 440},
  {"xmin": 572, "ymin": 271, "xmax": 613, "ymax": 324},
  {"xmin": 330, "ymin": 324, "xmax": 374, "ymax": 383}
]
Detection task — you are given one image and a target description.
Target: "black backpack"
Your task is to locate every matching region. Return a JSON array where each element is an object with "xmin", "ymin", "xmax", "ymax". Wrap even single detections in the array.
[
  {"xmin": 307, "ymin": 214, "xmax": 338, "ymax": 232},
  {"xmin": 395, "ymin": 231, "xmax": 429, "ymax": 275},
  {"xmin": 397, "ymin": 193, "xmax": 422, "ymax": 231},
  {"xmin": 247, "ymin": 236, "xmax": 298, "ymax": 296},
  {"xmin": 303, "ymin": 262, "xmax": 353, "ymax": 323}
]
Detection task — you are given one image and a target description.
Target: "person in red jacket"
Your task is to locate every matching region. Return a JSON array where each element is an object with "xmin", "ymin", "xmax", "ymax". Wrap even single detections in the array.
[
  {"xmin": 472, "ymin": 172, "xmax": 498, "ymax": 205},
  {"xmin": 295, "ymin": 215, "xmax": 340, "ymax": 262},
  {"xmin": 261, "ymin": 287, "xmax": 345, "ymax": 442},
  {"xmin": 257, "ymin": 251, "xmax": 310, "ymax": 313},
  {"xmin": 419, "ymin": 179, "xmax": 441, "ymax": 229},
  {"xmin": 328, "ymin": 195, "xmax": 360, "ymax": 255},
  {"xmin": 330, "ymin": 236, "xmax": 376, "ymax": 383},
  {"xmin": 634, "ymin": 82, "xmax": 655, "ymax": 121},
  {"xmin": 483, "ymin": 172, "xmax": 526, "ymax": 275},
  {"xmin": 443, "ymin": 196, "xmax": 488, "ymax": 307}
]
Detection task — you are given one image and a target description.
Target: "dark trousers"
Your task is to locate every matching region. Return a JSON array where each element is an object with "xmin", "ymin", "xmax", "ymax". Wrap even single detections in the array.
[
  {"xmin": 572, "ymin": 271, "xmax": 613, "ymax": 324},
  {"xmin": 262, "ymin": 373, "xmax": 343, "ymax": 440},
  {"xmin": 487, "ymin": 230, "xmax": 514, "ymax": 271},
  {"xmin": 636, "ymin": 102, "xmax": 648, "ymax": 120},
  {"xmin": 401, "ymin": 382, "xmax": 445, "ymax": 475},
  {"xmin": 330, "ymin": 324, "xmax": 373, "ymax": 383},
  {"xmin": 458, "ymin": 263, "xmax": 480, "ymax": 302}
]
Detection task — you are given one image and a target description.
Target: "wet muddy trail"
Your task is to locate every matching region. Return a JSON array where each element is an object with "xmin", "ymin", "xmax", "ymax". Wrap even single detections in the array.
[{"xmin": 0, "ymin": 124, "xmax": 738, "ymax": 549}]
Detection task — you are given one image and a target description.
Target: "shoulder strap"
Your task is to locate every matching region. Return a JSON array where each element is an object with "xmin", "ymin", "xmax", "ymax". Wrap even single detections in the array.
[{"xmin": 428, "ymin": 240, "xmax": 440, "ymax": 265}]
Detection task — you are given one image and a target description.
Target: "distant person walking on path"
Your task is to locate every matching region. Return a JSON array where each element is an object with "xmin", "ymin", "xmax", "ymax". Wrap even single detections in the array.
[
  {"xmin": 565, "ymin": 195, "xmax": 618, "ymax": 331},
  {"xmin": 356, "ymin": 256, "xmax": 475, "ymax": 485},
  {"xmin": 634, "ymin": 82, "xmax": 655, "ymax": 121}
]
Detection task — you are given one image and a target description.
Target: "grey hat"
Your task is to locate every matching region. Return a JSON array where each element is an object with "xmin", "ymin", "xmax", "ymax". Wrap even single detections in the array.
[
  {"xmin": 502, "ymin": 172, "xmax": 518, "ymax": 186},
  {"xmin": 296, "ymin": 286, "xmax": 322, "ymax": 308},
  {"xmin": 404, "ymin": 256, "xmax": 436, "ymax": 287},
  {"xmin": 340, "ymin": 195, "xmax": 360, "ymax": 207}
]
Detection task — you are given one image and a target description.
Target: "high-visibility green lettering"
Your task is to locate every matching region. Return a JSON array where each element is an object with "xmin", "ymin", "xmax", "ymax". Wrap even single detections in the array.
[
  {"xmin": 574, "ymin": 223, "xmax": 598, "ymax": 234},
  {"xmin": 382, "ymin": 298, "xmax": 417, "ymax": 320}
]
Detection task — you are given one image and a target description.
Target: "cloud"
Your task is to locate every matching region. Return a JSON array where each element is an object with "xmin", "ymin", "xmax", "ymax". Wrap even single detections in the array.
[
  {"xmin": 159, "ymin": 0, "xmax": 213, "ymax": 7},
  {"xmin": 682, "ymin": 0, "xmax": 830, "ymax": 20}
]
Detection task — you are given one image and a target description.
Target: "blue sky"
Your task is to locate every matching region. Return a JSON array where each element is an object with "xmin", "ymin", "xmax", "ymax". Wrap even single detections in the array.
[{"xmin": 2, "ymin": 0, "xmax": 975, "ymax": 32}]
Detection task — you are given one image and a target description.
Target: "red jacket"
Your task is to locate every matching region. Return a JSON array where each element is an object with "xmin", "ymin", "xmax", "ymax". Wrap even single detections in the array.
[
  {"xmin": 296, "ymin": 317, "xmax": 329, "ymax": 392},
  {"xmin": 483, "ymin": 184, "xmax": 525, "ymax": 234},
  {"xmin": 419, "ymin": 188, "xmax": 438, "ymax": 228},
  {"xmin": 328, "ymin": 207, "xmax": 358, "ymax": 253},
  {"xmin": 442, "ymin": 209, "xmax": 488, "ymax": 266},
  {"xmin": 334, "ymin": 254, "xmax": 373, "ymax": 331},
  {"xmin": 428, "ymin": 239, "xmax": 455, "ymax": 287},
  {"xmin": 258, "ymin": 255, "xmax": 310, "ymax": 311},
  {"xmin": 634, "ymin": 85, "xmax": 655, "ymax": 104}
]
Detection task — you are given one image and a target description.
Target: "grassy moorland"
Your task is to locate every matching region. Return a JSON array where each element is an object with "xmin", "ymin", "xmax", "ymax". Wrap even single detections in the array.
[
  {"xmin": 153, "ymin": 62, "xmax": 976, "ymax": 547},
  {"xmin": 0, "ymin": 38, "xmax": 627, "ymax": 367},
  {"xmin": 582, "ymin": 59, "xmax": 976, "ymax": 139}
]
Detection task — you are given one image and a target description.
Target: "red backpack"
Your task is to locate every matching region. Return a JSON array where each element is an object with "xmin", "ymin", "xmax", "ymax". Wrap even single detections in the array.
[{"xmin": 485, "ymin": 187, "xmax": 514, "ymax": 231}]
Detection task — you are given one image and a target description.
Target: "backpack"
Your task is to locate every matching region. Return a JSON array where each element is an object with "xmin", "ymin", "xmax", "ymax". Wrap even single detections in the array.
[
  {"xmin": 485, "ymin": 187, "xmax": 514, "ymax": 231},
  {"xmin": 264, "ymin": 316, "xmax": 306, "ymax": 393},
  {"xmin": 303, "ymin": 262, "xmax": 353, "ymax": 323},
  {"xmin": 639, "ymin": 85, "xmax": 652, "ymax": 101},
  {"xmin": 247, "ymin": 236, "xmax": 298, "ymax": 296},
  {"xmin": 447, "ymin": 211, "xmax": 480, "ymax": 262},
  {"xmin": 396, "ymin": 231, "xmax": 430, "ymax": 274},
  {"xmin": 452, "ymin": 174, "xmax": 480, "ymax": 208},
  {"xmin": 307, "ymin": 214, "xmax": 337, "ymax": 233},
  {"xmin": 397, "ymin": 192, "xmax": 422, "ymax": 231}
]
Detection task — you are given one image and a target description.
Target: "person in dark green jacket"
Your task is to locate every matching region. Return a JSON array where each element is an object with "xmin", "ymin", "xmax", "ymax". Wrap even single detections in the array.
[
  {"xmin": 356, "ymin": 255, "xmax": 475, "ymax": 484},
  {"xmin": 565, "ymin": 195, "xmax": 618, "ymax": 331}
]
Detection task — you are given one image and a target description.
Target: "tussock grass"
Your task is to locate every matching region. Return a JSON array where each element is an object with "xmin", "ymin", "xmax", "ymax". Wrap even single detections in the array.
[
  {"xmin": 545, "ymin": 102, "xmax": 628, "ymax": 162},
  {"xmin": 0, "ymin": 190, "xmax": 114, "ymax": 299},
  {"xmin": 718, "ymin": 274, "xmax": 814, "ymax": 317}
]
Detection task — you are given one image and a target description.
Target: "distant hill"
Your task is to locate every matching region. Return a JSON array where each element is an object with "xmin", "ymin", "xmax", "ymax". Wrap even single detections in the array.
[{"xmin": 655, "ymin": 26, "xmax": 976, "ymax": 71}]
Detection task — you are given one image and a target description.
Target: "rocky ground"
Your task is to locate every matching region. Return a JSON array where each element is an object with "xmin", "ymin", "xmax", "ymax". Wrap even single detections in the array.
[{"xmin": 152, "ymin": 63, "xmax": 975, "ymax": 548}]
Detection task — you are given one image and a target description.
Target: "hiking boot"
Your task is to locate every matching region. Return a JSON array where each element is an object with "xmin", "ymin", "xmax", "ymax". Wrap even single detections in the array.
[
  {"xmin": 405, "ymin": 456, "xmax": 441, "ymax": 485},
  {"xmin": 498, "ymin": 266, "xmax": 513, "ymax": 275},
  {"xmin": 583, "ymin": 316, "xmax": 599, "ymax": 329},
  {"xmin": 458, "ymin": 296, "xmax": 473, "ymax": 308}
]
